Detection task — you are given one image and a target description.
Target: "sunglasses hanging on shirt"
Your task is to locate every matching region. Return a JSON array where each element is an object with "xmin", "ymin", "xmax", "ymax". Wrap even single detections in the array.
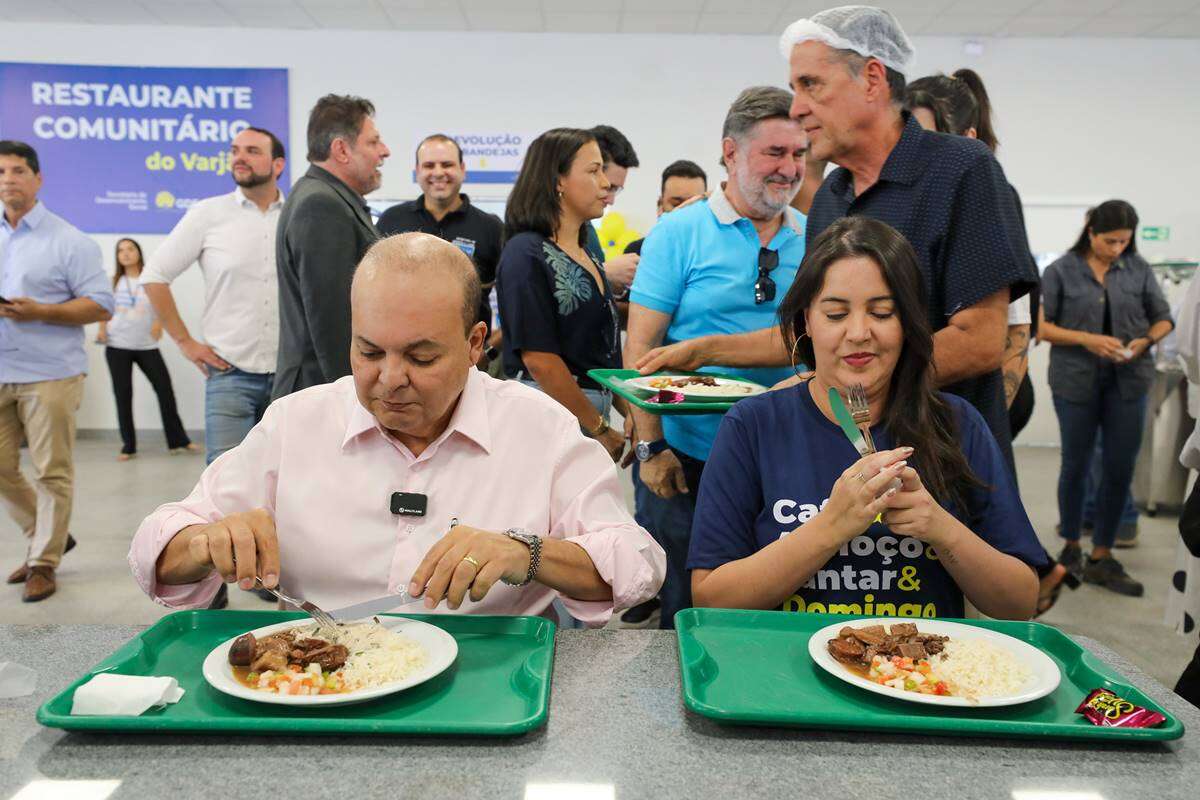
[{"xmin": 754, "ymin": 247, "xmax": 779, "ymax": 305}]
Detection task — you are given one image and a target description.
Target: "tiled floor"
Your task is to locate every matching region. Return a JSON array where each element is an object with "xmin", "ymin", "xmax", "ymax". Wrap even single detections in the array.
[{"xmin": 1, "ymin": 436, "xmax": 1196, "ymax": 692}]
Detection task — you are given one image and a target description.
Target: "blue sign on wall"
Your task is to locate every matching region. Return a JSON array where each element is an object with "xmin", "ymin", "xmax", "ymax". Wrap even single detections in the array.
[{"xmin": 0, "ymin": 62, "xmax": 289, "ymax": 233}]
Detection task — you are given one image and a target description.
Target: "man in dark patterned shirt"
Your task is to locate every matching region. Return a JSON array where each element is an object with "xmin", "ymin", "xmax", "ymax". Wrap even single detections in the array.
[{"xmin": 635, "ymin": 6, "xmax": 1038, "ymax": 476}]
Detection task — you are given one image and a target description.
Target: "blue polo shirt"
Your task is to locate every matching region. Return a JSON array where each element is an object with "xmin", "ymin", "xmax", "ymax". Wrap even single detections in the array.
[
  {"xmin": 0, "ymin": 202, "xmax": 111, "ymax": 383},
  {"xmin": 688, "ymin": 382, "xmax": 1048, "ymax": 618},
  {"xmin": 629, "ymin": 189, "xmax": 805, "ymax": 461}
]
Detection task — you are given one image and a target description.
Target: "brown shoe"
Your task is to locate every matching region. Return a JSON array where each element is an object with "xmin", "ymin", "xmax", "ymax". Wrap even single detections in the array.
[
  {"xmin": 23, "ymin": 566, "xmax": 56, "ymax": 602},
  {"xmin": 7, "ymin": 534, "xmax": 76, "ymax": 584}
]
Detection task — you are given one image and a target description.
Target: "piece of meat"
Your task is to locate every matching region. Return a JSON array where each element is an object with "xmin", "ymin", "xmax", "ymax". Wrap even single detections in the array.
[
  {"xmin": 249, "ymin": 632, "xmax": 295, "ymax": 673},
  {"xmin": 896, "ymin": 642, "xmax": 928, "ymax": 660},
  {"xmin": 250, "ymin": 648, "xmax": 288, "ymax": 673},
  {"xmin": 827, "ymin": 636, "xmax": 867, "ymax": 665},
  {"xmin": 857, "ymin": 625, "xmax": 886, "ymax": 636},
  {"xmin": 889, "ymin": 623, "xmax": 919, "ymax": 638},
  {"xmin": 846, "ymin": 627, "xmax": 888, "ymax": 647},
  {"xmin": 917, "ymin": 634, "xmax": 948, "ymax": 655},
  {"xmin": 228, "ymin": 633, "xmax": 256, "ymax": 666},
  {"xmin": 309, "ymin": 644, "xmax": 349, "ymax": 672},
  {"xmin": 287, "ymin": 637, "xmax": 350, "ymax": 672}
]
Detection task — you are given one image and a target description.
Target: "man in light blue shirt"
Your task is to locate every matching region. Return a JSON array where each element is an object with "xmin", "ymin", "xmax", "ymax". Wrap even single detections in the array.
[
  {"xmin": 0, "ymin": 140, "xmax": 112, "ymax": 602},
  {"xmin": 624, "ymin": 87, "xmax": 808, "ymax": 628}
]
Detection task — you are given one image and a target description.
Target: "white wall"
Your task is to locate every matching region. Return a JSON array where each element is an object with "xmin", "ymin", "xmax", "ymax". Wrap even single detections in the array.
[{"xmin": 1, "ymin": 22, "xmax": 1197, "ymax": 441}]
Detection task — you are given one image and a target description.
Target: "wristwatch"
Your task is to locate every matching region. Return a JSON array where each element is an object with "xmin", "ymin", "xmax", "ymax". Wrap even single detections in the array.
[
  {"xmin": 502, "ymin": 528, "xmax": 542, "ymax": 587},
  {"xmin": 635, "ymin": 439, "xmax": 669, "ymax": 462},
  {"xmin": 584, "ymin": 415, "xmax": 610, "ymax": 438}
]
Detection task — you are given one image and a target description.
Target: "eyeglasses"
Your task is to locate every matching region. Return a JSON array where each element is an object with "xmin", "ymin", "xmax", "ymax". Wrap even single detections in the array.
[{"xmin": 754, "ymin": 248, "xmax": 779, "ymax": 305}]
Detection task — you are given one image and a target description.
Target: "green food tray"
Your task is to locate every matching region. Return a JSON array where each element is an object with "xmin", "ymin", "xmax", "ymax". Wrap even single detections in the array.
[
  {"xmin": 588, "ymin": 368, "xmax": 765, "ymax": 415},
  {"xmin": 676, "ymin": 608, "xmax": 1184, "ymax": 742},
  {"xmin": 38, "ymin": 610, "xmax": 555, "ymax": 736}
]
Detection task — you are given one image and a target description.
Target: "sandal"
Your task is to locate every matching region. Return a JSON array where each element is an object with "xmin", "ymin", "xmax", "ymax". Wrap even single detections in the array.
[{"xmin": 1034, "ymin": 561, "xmax": 1081, "ymax": 619}]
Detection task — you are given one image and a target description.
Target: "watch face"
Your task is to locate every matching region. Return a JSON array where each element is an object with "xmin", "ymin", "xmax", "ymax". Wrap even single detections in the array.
[{"xmin": 635, "ymin": 441, "xmax": 650, "ymax": 461}]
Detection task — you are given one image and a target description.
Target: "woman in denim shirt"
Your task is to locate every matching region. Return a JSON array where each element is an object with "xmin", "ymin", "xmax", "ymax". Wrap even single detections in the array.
[{"xmin": 1040, "ymin": 201, "xmax": 1173, "ymax": 596}]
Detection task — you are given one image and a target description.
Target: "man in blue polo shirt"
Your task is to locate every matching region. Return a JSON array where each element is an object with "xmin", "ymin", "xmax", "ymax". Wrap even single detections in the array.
[
  {"xmin": 625, "ymin": 86, "xmax": 808, "ymax": 628},
  {"xmin": 0, "ymin": 140, "xmax": 113, "ymax": 602}
]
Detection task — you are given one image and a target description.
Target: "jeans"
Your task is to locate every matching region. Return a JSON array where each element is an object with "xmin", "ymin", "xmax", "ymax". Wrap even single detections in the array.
[
  {"xmin": 1082, "ymin": 434, "xmax": 1139, "ymax": 528},
  {"xmin": 1053, "ymin": 368, "xmax": 1148, "ymax": 550},
  {"xmin": 104, "ymin": 347, "xmax": 190, "ymax": 453},
  {"xmin": 633, "ymin": 451, "xmax": 704, "ymax": 630},
  {"xmin": 205, "ymin": 366, "xmax": 274, "ymax": 465},
  {"xmin": 519, "ymin": 378, "xmax": 611, "ymax": 628}
]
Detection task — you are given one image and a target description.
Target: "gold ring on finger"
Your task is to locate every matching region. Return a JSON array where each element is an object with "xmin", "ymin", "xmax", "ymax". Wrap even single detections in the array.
[{"xmin": 461, "ymin": 555, "xmax": 481, "ymax": 570}]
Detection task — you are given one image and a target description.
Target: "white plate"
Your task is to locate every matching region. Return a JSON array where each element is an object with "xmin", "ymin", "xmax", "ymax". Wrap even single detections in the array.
[
  {"xmin": 808, "ymin": 618, "xmax": 1061, "ymax": 708},
  {"xmin": 624, "ymin": 374, "xmax": 767, "ymax": 402},
  {"xmin": 202, "ymin": 616, "xmax": 458, "ymax": 707}
]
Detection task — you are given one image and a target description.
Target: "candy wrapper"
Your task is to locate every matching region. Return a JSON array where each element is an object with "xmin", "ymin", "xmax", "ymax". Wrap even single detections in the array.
[
  {"xmin": 1075, "ymin": 688, "xmax": 1166, "ymax": 728},
  {"xmin": 644, "ymin": 390, "xmax": 685, "ymax": 405}
]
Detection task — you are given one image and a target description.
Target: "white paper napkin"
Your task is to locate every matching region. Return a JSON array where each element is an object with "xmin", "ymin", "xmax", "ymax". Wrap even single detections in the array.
[{"xmin": 70, "ymin": 673, "xmax": 185, "ymax": 716}]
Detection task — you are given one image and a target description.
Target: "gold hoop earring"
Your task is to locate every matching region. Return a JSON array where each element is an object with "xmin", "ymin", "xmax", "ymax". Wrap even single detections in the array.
[{"xmin": 790, "ymin": 332, "xmax": 809, "ymax": 377}]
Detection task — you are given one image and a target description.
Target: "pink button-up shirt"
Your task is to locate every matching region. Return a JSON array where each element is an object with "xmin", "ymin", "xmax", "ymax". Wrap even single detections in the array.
[{"xmin": 129, "ymin": 370, "xmax": 665, "ymax": 627}]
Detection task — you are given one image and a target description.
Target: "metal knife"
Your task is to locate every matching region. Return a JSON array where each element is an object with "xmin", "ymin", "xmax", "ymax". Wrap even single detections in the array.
[
  {"xmin": 328, "ymin": 592, "xmax": 425, "ymax": 622},
  {"xmin": 829, "ymin": 388, "xmax": 869, "ymax": 456}
]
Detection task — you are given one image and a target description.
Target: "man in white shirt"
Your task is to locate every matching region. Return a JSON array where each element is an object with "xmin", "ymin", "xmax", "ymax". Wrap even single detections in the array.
[{"xmin": 142, "ymin": 127, "xmax": 286, "ymax": 466}]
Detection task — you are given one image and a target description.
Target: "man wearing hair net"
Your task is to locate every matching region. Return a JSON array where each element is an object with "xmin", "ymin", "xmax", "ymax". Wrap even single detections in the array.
[
  {"xmin": 634, "ymin": 6, "xmax": 1073, "ymax": 613},
  {"xmin": 638, "ymin": 6, "xmax": 1037, "ymax": 477}
]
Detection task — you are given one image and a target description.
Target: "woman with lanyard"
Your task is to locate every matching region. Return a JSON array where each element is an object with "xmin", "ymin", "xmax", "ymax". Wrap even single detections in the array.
[
  {"xmin": 1041, "ymin": 200, "xmax": 1173, "ymax": 596},
  {"xmin": 496, "ymin": 128, "xmax": 627, "ymax": 464},
  {"xmin": 904, "ymin": 68, "xmax": 1077, "ymax": 617},
  {"xmin": 688, "ymin": 217, "xmax": 1045, "ymax": 620},
  {"xmin": 97, "ymin": 238, "xmax": 196, "ymax": 461}
]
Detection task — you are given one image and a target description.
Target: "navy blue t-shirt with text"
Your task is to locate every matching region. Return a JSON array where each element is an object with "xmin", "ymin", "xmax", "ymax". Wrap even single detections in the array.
[{"xmin": 687, "ymin": 382, "xmax": 1047, "ymax": 619}]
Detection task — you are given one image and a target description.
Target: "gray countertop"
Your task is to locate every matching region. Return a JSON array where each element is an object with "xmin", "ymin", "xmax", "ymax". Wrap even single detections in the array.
[{"xmin": 1, "ymin": 624, "xmax": 1197, "ymax": 800}]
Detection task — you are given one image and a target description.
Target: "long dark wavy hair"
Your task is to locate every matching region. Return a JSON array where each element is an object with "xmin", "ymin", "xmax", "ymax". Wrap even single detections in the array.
[
  {"xmin": 778, "ymin": 217, "xmax": 984, "ymax": 512},
  {"xmin": 112, "ymin": 237, "xmax": 145, "ymax": 289},
  {"xmin": 504, "ymin": 127, "xmax": 596, "ymax": 247},
  {"xmin": 1069, "ymin": 200, "xmax": 1139, "ymax": 258}
]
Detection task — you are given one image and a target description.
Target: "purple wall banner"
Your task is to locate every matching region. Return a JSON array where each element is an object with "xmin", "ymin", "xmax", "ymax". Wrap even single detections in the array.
[{"xmin": 0, "ymin": 62, "xmax": 289, "ymax": 233}]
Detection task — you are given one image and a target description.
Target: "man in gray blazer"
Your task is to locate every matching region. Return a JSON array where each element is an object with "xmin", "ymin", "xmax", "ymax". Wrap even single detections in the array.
[{"xmin": 273, "ymin": 94, "xmax": 391, "ymax": 400}]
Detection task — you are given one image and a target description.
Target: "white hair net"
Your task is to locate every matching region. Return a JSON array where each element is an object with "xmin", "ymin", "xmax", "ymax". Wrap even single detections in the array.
[{"xmin": 778, "ymin": 5, "xmax": 915, "ymax": 78}]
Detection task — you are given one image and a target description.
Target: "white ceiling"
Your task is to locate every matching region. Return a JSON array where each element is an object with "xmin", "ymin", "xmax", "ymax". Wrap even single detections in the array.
[{"xmin": 1, "ymin": 0, "xmax": 1199, "ymax": 38}]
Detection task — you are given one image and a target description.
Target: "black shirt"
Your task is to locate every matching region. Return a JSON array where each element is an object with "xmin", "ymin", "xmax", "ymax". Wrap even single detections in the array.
[
  {"xmin": 808, "ymin": 113, "xmax": 1039, "ymax": 473},
  {"xmin": 376, "ymin": 194, "xmax": 502, "ymax": 330},
  {"xmin": 496, "ymin": 232, "xmax": 620, "ymax": 390}
]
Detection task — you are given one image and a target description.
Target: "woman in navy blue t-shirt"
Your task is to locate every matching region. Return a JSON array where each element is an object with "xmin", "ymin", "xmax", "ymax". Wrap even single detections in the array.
[{"xmin": 689, "ymin": 217, "xmax": 1046, "ymax": 620}]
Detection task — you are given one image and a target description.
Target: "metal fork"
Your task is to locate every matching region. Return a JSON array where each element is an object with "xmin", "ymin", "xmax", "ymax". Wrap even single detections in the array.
[
  {"xmin": 254, "ymin": 577, "xmax": 338, "ymax": 631},
  {"xmin": 846, "ymin": 383, "xmax": 877, "ymax": 454}
]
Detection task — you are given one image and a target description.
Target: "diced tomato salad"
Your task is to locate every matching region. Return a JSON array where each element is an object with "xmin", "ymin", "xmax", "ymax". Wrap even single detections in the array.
[
  {"xmin": 866, "ymin": 655, "xmax": 952, "ymax": 696},
  {"xmin": 251, "ymin": 662, "xmax": 346, "ymax": 695}
]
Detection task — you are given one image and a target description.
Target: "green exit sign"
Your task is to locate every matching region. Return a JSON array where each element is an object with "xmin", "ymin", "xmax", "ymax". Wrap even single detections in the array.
[{"xmin": 1142, "ymin": 226, "xmax": 1171, "ymax": 241}]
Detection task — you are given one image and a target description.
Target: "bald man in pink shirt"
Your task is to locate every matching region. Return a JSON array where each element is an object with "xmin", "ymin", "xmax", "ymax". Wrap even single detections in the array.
[{"xmin": 130, "ymin": 233, "xmax": 665, "ymax": 627}]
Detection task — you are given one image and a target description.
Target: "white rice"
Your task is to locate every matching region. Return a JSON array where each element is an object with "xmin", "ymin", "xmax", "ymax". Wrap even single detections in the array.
[
  {"xmin": 287, "ymin": 622, "xmax": 427, "ymax": 691},
  {"xmin": 931, "ymin": 638, "xmax": 1031, "ymax": 699}
]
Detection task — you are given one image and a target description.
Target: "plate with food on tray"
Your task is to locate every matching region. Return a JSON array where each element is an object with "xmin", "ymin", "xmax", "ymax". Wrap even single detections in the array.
[
  {"xmin": 202, "ymin": 615, "xmax": 458, "ymax": 707},
  {"xmin": 624, "ymin": 374, "xmax": 767, "ymax": 403},
  {"xmin": 808, "ymin": 618, "xmax": 1061, "ymax": 708}
]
